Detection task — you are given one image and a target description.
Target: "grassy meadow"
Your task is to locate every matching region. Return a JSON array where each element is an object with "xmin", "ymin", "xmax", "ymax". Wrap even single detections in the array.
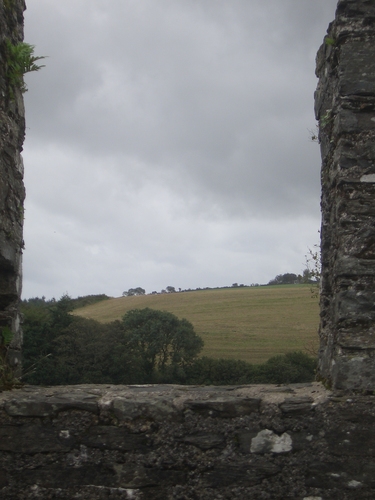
[{"xmin": 73, "ymin": 285, "xmax": 319, "ymax": 364}]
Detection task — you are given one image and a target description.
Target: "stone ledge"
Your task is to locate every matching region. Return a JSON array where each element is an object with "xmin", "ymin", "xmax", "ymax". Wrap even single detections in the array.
[
  {"xmin": 0, "ymin": 382, "xmax": 330, "ymax": 419},
  {"xmin": 1, "ymin": 383, "xmax": 375, "ymax": 499}
]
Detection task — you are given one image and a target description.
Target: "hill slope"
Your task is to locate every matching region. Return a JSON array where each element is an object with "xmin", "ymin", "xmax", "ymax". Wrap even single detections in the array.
[{"xmin": 73, "ymin": 285, "xmax": 319, "ymax": 364}]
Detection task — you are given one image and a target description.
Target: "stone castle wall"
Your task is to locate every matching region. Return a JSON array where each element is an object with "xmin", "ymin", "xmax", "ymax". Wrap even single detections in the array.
[
  {"xmin": 1, "ymin": 383, "xmax": 375, "ymax": 500},
  {"xmin": 0, "ymin": 0, "xmax": 26, "ymax": 374},
  {"xmin": 315, "ymin": 0, "xmax": 375, "ymax": 390}
]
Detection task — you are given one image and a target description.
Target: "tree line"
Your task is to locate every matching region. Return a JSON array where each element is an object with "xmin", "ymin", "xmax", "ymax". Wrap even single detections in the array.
[
  {"xmin": 21, "ymin": 295, "xmax": 316, "ymax": 386},
  {"xmin": 123, "ymin": 269, "xmax": 319, "ymax": 297}
]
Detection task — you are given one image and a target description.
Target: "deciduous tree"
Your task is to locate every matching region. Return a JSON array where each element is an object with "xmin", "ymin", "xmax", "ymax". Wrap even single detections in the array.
[{"xmin": 121, "ymin": 308, "xmax": 203, "ymax": 378}]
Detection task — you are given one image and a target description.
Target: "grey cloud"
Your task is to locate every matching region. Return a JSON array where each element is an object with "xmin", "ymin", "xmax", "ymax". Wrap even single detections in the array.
[{"xmin": 21, "ymin": 0, "xmax": 337, "ymax": 298}]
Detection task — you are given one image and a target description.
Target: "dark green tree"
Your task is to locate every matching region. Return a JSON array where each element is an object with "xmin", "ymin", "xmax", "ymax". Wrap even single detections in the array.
[
  {"xmin": 253, "ymin": 351, "xmax": 316, "ymax": 384},
  {"xmin": 22, "ymin": 295, "xmax": 76, "ymax": 384},
  {"xmin": 268, "ymin": 273, "xmax": 298, "ymax": 285},
  {"xmin": 121, "ymin": 308, "xmax": 203, "ymax": 379},
  {"xmin": 183, "ymin": 357, "xmax": 255, "ymax": 385}
]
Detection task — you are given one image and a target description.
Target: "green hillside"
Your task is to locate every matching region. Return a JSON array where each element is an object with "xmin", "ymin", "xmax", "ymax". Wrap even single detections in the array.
[{"xmin": 73, "ymin": 285, "xmax": 319, "ymax": 364}]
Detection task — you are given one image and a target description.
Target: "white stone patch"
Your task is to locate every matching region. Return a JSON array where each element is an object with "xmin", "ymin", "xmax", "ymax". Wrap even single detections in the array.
[
  {"xmin": 303, "ymin": 497, "xmax": 323, "ymax": 500},
  {"xmin": 349, "ymin": 356, "xmax": 365, "ymax": 363},
  {"xmin": 371, "ymin": 116, "xmax": 375, "ymax": 122},
  {"xmin": 348, "ymin": 480, "xmax": 362, "ymax": 488},
  {"xmin": 59, "ymin": 430, "xmax": 70, "ymax": 438},
  {"xmin": 360, "ymin": 173, "xmax": 375, "ymax": 183},
  {"xmin": 250, "ymin": 429, "xmax": 292, "ymax": 454}
]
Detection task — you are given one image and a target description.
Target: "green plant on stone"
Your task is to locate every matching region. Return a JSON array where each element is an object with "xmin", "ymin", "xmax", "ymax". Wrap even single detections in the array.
[
  {"xmin": 305, "ymin": 244, "xmax": 321, "ymax": 299},
  {"xmin": 325, "ymin": 37, "xmax": 336, "ymax": 46},
  {"xmin": 308, "ymin": 124, "xmax": 319, "ymax": 143},
  {"xmin": 0, "ymin": 326, "xmax": 18, "ymax": 389},
  {"xmin": 5, "ymin": 40, "xmax": 45, "ymax": 96},
  {"xmin": 3, "ymin": 0, "xmax": 16, "ymax": 10},
  {"xmin": 1, "ymin": 326, "xmax": 13, "ymax": 347},
  {"xmin": 320, "ymin": 109, "xmax": 333, "ymax": 129},
  {"xmin": 18, "ymin": 203, "xmax": 24, "ymax": 220}
]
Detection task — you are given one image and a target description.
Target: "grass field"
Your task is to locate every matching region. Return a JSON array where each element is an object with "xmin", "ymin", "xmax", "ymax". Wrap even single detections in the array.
[{"xmin": 73, "ymin": 285, "xmax": 319, "ymax": 364}]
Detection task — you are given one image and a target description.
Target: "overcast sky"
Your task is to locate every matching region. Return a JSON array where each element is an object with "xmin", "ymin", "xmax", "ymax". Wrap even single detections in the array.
[{"xmin": 21, "ymin": 0, "xmax": 338, "ymax": 299}]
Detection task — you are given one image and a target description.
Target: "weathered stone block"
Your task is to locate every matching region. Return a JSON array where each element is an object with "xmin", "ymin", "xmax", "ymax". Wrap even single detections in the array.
[
  {"xmin": 334, "ymin": 109, "xmax": 375, "ymax": 136},
  {"xmin": 0, "ymin": 424, "xmax": 75, "ymax": 453},
  {"xmin": 334, "ymin": 256, "xmax": 375, "ymax": 278},
  {"xmin": 81, "ymin": 426, "xmax": 150, "ymax": 452},
  {"xmin": 4, "ymin": 392, "xmax": 99, "ymax": 416},
  {"xmin": 279, "ymin": 396, "xmax": 314, "ymax": 414},
  {"xmin": 338, "ymin": 328, "xmax": 375, "ymax": 349},
  {"xmin": 339, "ymin": 42, "xmax": 375, "ymax": 96},
  {"xmin": 201, "ymin": 462, "xmax": 280, "ymax": 488},
  {"xmin": 334, "ymin": 290, "xmax": 375, "ymax": 324},
  {"xmin": 305, "ymin": 461, "xmax": 348, "ymax": 489},
  {"xmin": 331, "ymin": 353, "xmax": 375, "ymax": 390},
  {"xmin": 336, "ymin": 183, "xmax": 375, "ymax": 217},
  {"xmin": 114, "ymin": 464, "xmax": 187, "ymax": 489},
  {"xmin": 20, "ymin": 465, "xmax": 117, "ymax": 488},
  {"xmin": 339, "ymin": 226, "xmax": 375, "ymax": 259},
  {"xmin": 111, "ymin": 397, "xmax": 177, "ymax": 422},
  {"xmin": 327, "ymin": 428, "xmax": 375, "ymax": 456},
  {"xmin": 184, "ymin": 397, "xmax": 260, "ymax": 418},
  {"xmin": 0, "ymin": 469, "xmax": 8, "ymax": 488},
  {"xmin": 177, "ymin": 432, "xmax": 225, "ymax": 450},
  {"xmin": 336, "ymin": 0, "xmax": 375, "ymax": 18}
]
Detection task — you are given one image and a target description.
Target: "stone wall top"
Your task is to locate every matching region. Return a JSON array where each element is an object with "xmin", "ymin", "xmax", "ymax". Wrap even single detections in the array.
[
  {"xmin": 0, "ymin": 382, "xmax": 330, "ymax": 419},
  {"xmin": 3, "ymin": 383, "xmax": 375, "ymax": 499}
]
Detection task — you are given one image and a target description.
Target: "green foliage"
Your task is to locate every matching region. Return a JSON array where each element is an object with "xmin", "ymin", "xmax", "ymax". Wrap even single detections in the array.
[
  {"xmin": 305, "ymin": 245, "xmax": 321, "ymax": 298},
  {"xmin": 121, "ymin": 308, "xmax": 203, "ymax": 379},
  {"xmin": 22, "ymin": 296, "xmax": 316, "ymax": 386},
  {"xmin": 0, "ymin": 326, "xmax": 13, "ymax": 346},
  {"xmin": 320, "ymin": 109, "xmax": 333, "ymax": 129},
  {"xmin": 179, "ymin": 351, "xmax": 316, "ymax": 385},
  {"xmin": 49, "ymin": 318, "xmax": 126, "ymax": 385},
  {"xmin": 325, "ymin": 37, "xmax": 336, "ymax": 46},
  {"xmin": 5, "ymin": 41, "xmax": 45, "ymax": 95},
  {"xmin": 0, "ymin": 326, "xmax": 19, "ymax": 390},
  {"xmin": 253, "ymin": 351, "xmax": 317, "ymax": 384},
  {"xmin": 123, "ymin": 287, "xmax": 146, "ymax": 297},
  {"xmin": 73, "ymin": 286, "xmax": 320, "ymax": 365},
  {"xmin": 22, "ymin": 295, "xmax": 74, "ymax": 385},
  {"xmin": 3, "ymin": 0, "xmax": 16, "ymax": 11},
  {"xmin": 268, "ymin": 273, "xmax": 300, "ymax": 286},
  {"xmin": 70, "ymin": 294, "xmax": 111, "ymax": 309},
  {"xmin": 181, "ymin": 357, "xmax": 256, "ymax": 385},
  {"xmin": 308, "ymin": 124, "xmax": 319, "ymax": 144}
]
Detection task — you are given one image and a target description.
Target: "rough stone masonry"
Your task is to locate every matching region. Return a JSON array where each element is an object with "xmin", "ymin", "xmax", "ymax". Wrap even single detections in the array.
[
  {"xmin": 0, "ymin": 0, "xmax": 25, "ymax": 375},
  {"xmin": 315, "ymin": 0, "xmax": 375, "ymax": 390}
]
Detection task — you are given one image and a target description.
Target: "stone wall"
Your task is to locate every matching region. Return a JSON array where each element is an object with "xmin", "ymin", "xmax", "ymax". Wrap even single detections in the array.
[
  {"xmin": 0, "ymin": 0, "xmax": 26, "ymax": 374},
  {"xmin": 1, "ymin": 382, "xmax": 375, "ymax": 500},
  {"xmin": 315, "ymin": 0, "xmax": 375, "ymax": 390}
]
